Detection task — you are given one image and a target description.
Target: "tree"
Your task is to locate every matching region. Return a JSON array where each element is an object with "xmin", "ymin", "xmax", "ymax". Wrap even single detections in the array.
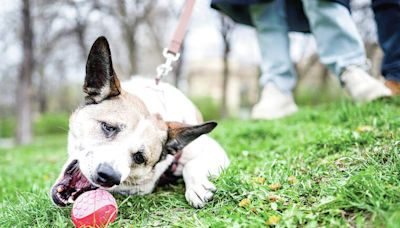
[
  {"xmin": 16, "ymin": 0, "xmax": 34, "ymax": 144},
  {"xmin": 106, "ymin": 0, "xmax": 158, "ymax": 76},
  {"xmin": 219, "ymin": 15, "xmax": 234, "ymax": 118}
]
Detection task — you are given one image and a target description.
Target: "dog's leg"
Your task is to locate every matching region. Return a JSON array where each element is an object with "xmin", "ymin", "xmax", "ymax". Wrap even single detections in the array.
[{"xmin": 180, "ymin": 135, "xmax": 229, "ymax": 208}]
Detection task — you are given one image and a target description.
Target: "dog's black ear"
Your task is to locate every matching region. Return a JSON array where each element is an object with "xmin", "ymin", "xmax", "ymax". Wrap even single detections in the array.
[
  {"xmin": 83, "ymin": 36, "xmax": 121, "ymax": 104},
  {"xmin": 165, "ymin": 121, "xmax": 217, "ymax": 154}
]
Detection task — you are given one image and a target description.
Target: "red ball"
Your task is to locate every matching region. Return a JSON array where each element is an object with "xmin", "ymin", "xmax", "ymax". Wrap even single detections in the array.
[{"xmin": 71, "ymin": 189, "xmax": 118, "ymax": 228}]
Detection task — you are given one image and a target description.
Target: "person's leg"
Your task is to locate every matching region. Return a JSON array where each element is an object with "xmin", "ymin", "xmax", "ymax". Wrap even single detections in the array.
[
  {"xmin": 249, "ymin": 0, "xmax": 296, "ymax": 94},
  {"xmin": 301, "ymin": 0, "xmax": 365, "ymax": 75},
  {"xmin": 301, "ymin": 0, "xmax": 391, "ymax": 101},
  {"xmin": 248, "ymin": 0, "xmax": 298, "ymax": 120},
  {"xmin": 372, "ymin": 1, "xmax": 400, "ymax": 95}
]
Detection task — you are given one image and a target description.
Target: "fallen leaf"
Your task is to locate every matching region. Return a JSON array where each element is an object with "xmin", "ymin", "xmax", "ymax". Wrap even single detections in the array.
[
  {"xmin": 253, "ymin": 177, "xmax": 266, "ymax": 184},
  {"xmin": 266, "ymin": 215, "xmax": 281, "ymax": 225},
  {"xmin": 356, "ymin": 125, "xmax": 374, "ymax": 133},
  {"xmin": 239, "ymin": 198, "xmax": 251, "ymax": 207},
  {"xmin": 268, "ymin": 194, "xmax": 280, "ymax": 202},
  {"xmin": 269, "ymin": 183, "xmax": 281, "ymax": 191},
  {"xmin": 250, "ymin": 207, "xmax": 257, "ymax": 214},
  {"xmin": 288, "ymin": 176, "xmax": 297, "ymax": 184},
  {"xmin": 335, "ymin": 160, "xmax": 347, "ymax": 171}
]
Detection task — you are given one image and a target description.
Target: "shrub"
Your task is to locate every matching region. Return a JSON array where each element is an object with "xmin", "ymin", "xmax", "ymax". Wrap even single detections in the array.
[
  {"xmin": 190, "ymin": 96, "xmax": 221, "ymax": 121},
  {"xmin": 34, "ymin": 113, "xmax": 69, "ymax": 136},
  {"xmin": 0, "ymin": 113, "xmax": 69, "ymax": 138},
  {"xmin": 0, "ymin": 117, "xmax": 15, "ymax": 138}
]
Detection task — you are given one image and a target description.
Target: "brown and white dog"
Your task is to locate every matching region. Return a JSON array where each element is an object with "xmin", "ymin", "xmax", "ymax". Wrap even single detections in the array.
[{"xmin": 50, "ymin": 36, "xmax": 229, "ymax": 209}]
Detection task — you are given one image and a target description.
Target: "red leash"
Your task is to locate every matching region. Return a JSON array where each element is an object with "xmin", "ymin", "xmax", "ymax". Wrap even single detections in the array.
[{"xmin": 155, "ymin": 0, "xmax": 196, "ymax": 84}]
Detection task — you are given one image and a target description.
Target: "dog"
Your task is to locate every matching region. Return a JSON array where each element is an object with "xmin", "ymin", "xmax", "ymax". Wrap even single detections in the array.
[{"xmin": 50, "ymin": 36, "xmax": 229, "ymax": 209}]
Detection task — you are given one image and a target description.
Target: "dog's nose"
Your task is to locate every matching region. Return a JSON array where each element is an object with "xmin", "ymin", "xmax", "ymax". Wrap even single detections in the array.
[{"xmin": 95, "ymin": 163, "xmax": 121, "ymax": 187}]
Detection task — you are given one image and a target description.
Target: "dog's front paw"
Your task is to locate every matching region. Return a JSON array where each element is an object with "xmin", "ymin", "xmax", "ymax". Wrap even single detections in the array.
[{"xmin": 185, "ymin": 179, "xmax": 216, "ymax": 208}]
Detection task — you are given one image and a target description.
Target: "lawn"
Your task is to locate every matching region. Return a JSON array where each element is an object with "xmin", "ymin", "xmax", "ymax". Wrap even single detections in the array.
[{"xmin": 0, "ymin": 99, "xmax": 399, "ymax": 227}]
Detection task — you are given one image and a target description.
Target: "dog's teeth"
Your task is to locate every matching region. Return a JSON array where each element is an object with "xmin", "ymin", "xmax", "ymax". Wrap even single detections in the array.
[
  {"xmin": 68, "ymin": 197, "xmax": 75, "ymax": 204},
  {"xmin": 57, "ymin": 186, "xmax": 64, "ymax": 193},
  {"xmin": 56, "ymin": 192, "xmax": 69, "ymax": 204}
]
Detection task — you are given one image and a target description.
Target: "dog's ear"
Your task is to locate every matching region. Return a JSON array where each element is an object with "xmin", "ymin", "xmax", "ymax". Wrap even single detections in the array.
[
  {"xmin": 165, "ymin": 121, "xmax": 217, "ymax": 154},
  {"xmin": 83, "ymin": 36, "xmax": 121, "ymax": 104}
]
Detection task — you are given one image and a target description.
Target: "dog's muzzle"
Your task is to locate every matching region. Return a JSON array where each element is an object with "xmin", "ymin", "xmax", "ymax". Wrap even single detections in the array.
[
  {"xmin": 51, "ymin": 160, "xmax": 97, "ymax": 207},
  {"xmin": 94, "ymin": 163, "xmax": 121, "ymax": 188}
]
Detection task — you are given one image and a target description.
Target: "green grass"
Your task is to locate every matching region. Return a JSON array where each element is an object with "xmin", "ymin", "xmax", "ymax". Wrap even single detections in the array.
[
  {"xmin": 0, "ymin": 98, "xmax": 399, "ymax": 227},
  {"xmin": 191, "ymin": 96, "xmax": 221, "ymax": 120},
  {"xmin": 0, "ymin": 113, "xmax": 69, "ymax": 138}
]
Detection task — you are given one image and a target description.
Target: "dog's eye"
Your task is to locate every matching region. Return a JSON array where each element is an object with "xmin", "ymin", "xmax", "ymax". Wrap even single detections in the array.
[
  {"xmin": 132, "ymin": 152, "xmax": 145, "ymax": 164},
  {"xmin": 100, "ymin": 122, "xmax": 119, "ymax": 138}
]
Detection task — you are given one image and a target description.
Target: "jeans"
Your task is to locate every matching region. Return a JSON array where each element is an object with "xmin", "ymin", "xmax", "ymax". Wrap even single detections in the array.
[
  {"xmin": 249, "ymin": 0, "xmax": 366, "ymax": 93},
  {"xmin": 373, "ymin": 2, "xmax": 400, "ymax": 82}
]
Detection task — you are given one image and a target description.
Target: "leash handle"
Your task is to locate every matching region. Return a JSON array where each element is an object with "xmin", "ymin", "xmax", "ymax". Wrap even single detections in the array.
[
  {"xmin": 168, "ymin": 0, "xmax": 196, "ymax": 55},
  {"xmin": 155, "ymin": 0, "xmax": 196, "ymax": 84}
]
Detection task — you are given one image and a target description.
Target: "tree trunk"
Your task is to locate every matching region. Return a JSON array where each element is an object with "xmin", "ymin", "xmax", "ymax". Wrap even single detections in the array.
[
  {"xmin": 75, "ymin": 22, "xmax": 88, "ymax": 60},
  {"xmin": 117, "ymin": 0, "xmax": 138, "ymax": 76},
  {"xmin": 126, "ymin": 31, "xmax": 138, "ymax": 76},
  {"xmin": 38, "ymin": 65, "xmax": 47, "ymax": 113},
  {"xmin": 16, "ymin": 0, "xmax": 34, "ymax": 145},
  {"xmin": 218, "ymin": 15, "xmax": 234, "ymax": 118},
  {"xmin": 220, "ymin": 42, "xmax": 230, "ymax": 118}
]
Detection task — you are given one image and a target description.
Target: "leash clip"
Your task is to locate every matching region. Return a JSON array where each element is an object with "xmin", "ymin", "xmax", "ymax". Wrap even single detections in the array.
[{"xmin": 155, "ymin": 48, "xmax": 180, "ymax": 84}]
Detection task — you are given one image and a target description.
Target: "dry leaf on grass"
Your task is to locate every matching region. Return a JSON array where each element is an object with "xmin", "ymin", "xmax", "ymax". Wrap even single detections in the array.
[
  {"xmin": 266, "ymin": 215, "xmax": 281, "ymax": 225},
  {"xmin": 239, "ymin": 198, "xmax": 251, "ymax": 207},
  {"xmin": 356, "ymin": 125, "xmax": 374, "ymax": 133},
  {"xmin": 288, "ymin": 176, "xmax": 297, "ymax": 184},
  {"xmin": 269, "ymin": 183, "xmax": 281, "ymax": 191},
  {"xmin": 268, "ymin": 194, "xmax": 280, "ymax": 202},
  {"xmin": 253, "ymin": 177, "xmax": 266, "ymax": 184}
]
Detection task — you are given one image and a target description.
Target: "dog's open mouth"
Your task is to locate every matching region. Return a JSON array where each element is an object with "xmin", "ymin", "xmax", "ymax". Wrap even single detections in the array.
[{"xmin": 51, "ymin": 160, "xmax": 97, "ymax": 206}]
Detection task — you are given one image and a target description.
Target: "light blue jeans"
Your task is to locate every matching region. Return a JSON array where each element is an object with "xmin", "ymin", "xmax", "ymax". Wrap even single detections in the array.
[{"xmin": 249, "ymin": 0, "xmax": 367, "ymax": 94}]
